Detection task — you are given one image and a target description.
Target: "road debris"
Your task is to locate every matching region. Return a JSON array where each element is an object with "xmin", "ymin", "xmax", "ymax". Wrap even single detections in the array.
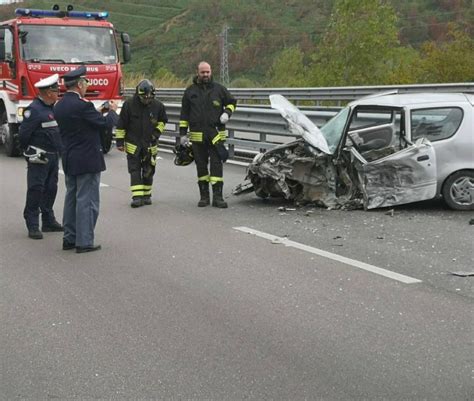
[{"xmin": 448, "ymin": 271, "xmax": 474, "ymax": 277}]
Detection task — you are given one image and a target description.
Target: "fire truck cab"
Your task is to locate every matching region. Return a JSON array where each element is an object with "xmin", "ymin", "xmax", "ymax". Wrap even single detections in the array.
[{"xmin": 0, "ymin": 6, "xmax": 130, "ymax": 156}]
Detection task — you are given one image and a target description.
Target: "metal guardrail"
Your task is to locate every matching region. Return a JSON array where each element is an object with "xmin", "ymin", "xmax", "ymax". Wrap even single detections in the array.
[
  {"xmin": 124, "ymin": 83, "xmax": 474, "ymax": 159},
  {"xmin": 160, "ymin": 103, "xmax": 338, "ymax": 158},
  {"xmin": 125, "ymin": 83, "xmax": 474, "ymax": 104}
]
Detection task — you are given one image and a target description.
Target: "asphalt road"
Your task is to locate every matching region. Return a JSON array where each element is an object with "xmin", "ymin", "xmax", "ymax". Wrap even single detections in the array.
[{"xmin": 1, "ymin": 147, "xmax": 473, "ymax": 400}]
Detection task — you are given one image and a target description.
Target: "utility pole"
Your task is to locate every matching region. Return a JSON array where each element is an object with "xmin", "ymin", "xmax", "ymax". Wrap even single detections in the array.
[{"xmin": 219, "ymin": 25, "xmax": 230, "ymax": 86}]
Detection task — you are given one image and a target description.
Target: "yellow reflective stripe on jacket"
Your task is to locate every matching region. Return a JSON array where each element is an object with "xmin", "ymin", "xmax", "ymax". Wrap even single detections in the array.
[
  {"xmin": 198, "ymin": 175, "xmax": 210, "ymax": 182},
  {"xmin": 155, "ymin": 122, "xmax": 165, "ymax": 133},
  {"xmin": 225, "ymin": 104, "xmax": 236, "ymax": 113},
  {"xmin": 189, "ymin": 131, "xmax": 203, "ymax": 142},
  {"xmin": 115, "ymin": 128, "xmax": 126, "ymax": 139},
  {"xmin": 125, "ymin": 142, "xmax": 138, "ymax": 155},
  {"xmin": 179, "ymin": 120, "xmax": 189, "ymax": 128},
  {"xmin": 209, "ymin": 176, "xmax": 223, "ymax": 183},
  {"xmin": 211, "ymin": 131, "xmax": 227, "ymax": 145},
  {"xmin": 149, "ymin": 145, "xmax": 158, "ymax": 155}
]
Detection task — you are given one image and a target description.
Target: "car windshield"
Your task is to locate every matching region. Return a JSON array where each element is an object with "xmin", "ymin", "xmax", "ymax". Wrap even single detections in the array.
[
  {"xmin": 19, "ymin": 25, "xmax": 117, "ymax": 64},
  {"xmin": 320, "ymin": 107, "xmax": 350, "ymax": 153}
]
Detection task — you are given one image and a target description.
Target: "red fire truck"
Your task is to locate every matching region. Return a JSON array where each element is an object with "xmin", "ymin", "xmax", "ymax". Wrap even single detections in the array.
[{"xmin": 0, "ymin": 6, "xmax": 131, "ymax": 156}]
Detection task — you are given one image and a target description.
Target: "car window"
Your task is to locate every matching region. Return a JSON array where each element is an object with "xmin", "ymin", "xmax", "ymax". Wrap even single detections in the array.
[
  {"xmin": 411, "ymin": 107, "xmax": 463, "ymax": 142},
  {"xmin": 345, "ymin": 108, "xmax": 402, "ymax": 155}
]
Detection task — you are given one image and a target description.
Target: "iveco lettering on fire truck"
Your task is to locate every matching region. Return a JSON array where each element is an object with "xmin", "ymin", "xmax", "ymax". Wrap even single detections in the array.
[{"xmin": 0, "ymin": 5, "xmax": 131, "ymax": 156}]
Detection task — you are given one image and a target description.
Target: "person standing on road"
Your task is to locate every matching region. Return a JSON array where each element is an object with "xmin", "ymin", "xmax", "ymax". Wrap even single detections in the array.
[
  {"xmin": 54, "ymin": 65, "xmax": 118, "ymax": 253},
  {"xmin": 115, "ymin": 79, "xmax": 168, "ymax": 208},
  {"xmin": 19, "ymin": 74, "xmax": 63, "ymax": 239},
  {"xmin": 179, "ymin": 61, "xmax": 236, "ymax": 208}
]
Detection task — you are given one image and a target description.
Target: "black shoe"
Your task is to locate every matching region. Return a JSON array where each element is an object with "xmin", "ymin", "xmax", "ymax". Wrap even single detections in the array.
[
  {"xmin": 143, "ymin": 197, "xmax": 152, "ymax": 205},
  {"xmin": 42, "ymin": 221, "xmax": 64, "ymax": 232},
  {"xmin": 76, "ymin": 245, "xmax": 102, "ymax": 254},
  {"xmin": 131, "ymin": 198, "xmax": 144, "ymax": 208},
  {"xmin": 62, "ymin": 241, "xmax": 75, "ymax": 250},
  {"xmin": 28, "ymin": 229, "xmax": 43, "ymax": 240}
]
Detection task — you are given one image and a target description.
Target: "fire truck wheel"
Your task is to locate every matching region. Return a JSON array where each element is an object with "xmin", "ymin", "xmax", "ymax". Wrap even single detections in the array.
[{"xmin": 1, "ymin": 111, "xmax": 21, "ymax": 157}]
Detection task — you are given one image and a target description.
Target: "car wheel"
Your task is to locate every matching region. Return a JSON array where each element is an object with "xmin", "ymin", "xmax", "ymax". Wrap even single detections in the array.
[
  {"xmin": 442, "ymin": 170, "xmax": 474, "ymax": 211},
  {"xmin": 1, "ymin": 111, "xmax": 21, "ymax": 157}
]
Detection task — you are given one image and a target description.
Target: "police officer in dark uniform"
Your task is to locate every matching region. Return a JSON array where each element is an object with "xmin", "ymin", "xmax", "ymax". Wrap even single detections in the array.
[
  {"xmin": 115, "ymin": 79, "xmax": 168, "ymax": 207},
  {"xmin": 179, "ymin": 61, "xmax": 236, "ymax": 208},
  {"xmin": 19, "ymin": 73, "xmax": 63, "ymax": 239},
  {"xmin": 54, "ymin": 66, "xmax": 118, "ymax": 253}
]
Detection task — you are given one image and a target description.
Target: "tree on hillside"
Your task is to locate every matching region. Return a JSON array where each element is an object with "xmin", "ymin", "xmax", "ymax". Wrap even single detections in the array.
[
  {"xmin": 309, "ymin": 0, "xmax": 400, "ymax": 86},
  {"xmin": 417, "ymin": 23, "xmax": 474, "ymax": 82},
  {"xmin": 266, "ymin": 47, "xmax": 308, "ymax": 87}
]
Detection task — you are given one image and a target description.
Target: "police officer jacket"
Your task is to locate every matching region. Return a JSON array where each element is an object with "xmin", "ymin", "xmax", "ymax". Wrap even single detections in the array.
[
  {"xmin": 54, "ymin": 91, "xmax": 118, "ymax": 176},
  {"xmin": 115, "ymin": 94, "xmax": 168, "ymax": 155},
  {"xmin": 179, "ymin": 77, "xmax": 236, "ymax": 138},
  {"xmin": 19, "ymin": 97, "xmax": 61, "ymax": 153}
]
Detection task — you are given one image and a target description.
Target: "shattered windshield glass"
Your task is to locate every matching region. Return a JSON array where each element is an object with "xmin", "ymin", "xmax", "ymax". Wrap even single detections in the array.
[
  {"xmin": 19, "ymin": 25, "xmax": 117, "ymax": 64},
  {"xmin": 320, "ymin": 107, "xmax": 350, "ymax": 153}
]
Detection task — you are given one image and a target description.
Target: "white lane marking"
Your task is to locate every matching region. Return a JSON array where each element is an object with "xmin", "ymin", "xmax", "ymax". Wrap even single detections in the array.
[
  {"xmin": 59, "ymin": 170, "xmax": 109, "ymax": 187},
  {"xmin": 233, "ymin": 226, "xmax": 422, "ymax": 284}
]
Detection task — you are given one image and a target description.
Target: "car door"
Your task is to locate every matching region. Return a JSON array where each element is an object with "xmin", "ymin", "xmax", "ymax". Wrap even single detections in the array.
[
  {"xmin": 350, "ymin": 137, "xmax": 437, "ymax": 209},
  {"xmin": 340, "ymin": 106, "xmax": 438, "ymax": 209}
]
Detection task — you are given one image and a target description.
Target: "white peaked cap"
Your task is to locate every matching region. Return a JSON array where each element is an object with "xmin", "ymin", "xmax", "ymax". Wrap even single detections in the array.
[{"xmin": 34, "ymin": 74, "xmax": 59, "ymax": 89}]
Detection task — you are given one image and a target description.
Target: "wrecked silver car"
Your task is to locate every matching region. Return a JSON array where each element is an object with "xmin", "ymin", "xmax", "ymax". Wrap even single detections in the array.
[{"xmin": 237, "ymin": 93, "xmax": 474, "ymax": 210}]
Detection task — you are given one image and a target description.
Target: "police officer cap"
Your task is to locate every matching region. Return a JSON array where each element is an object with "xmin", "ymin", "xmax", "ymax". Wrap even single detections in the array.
[
  {"xmin": 62, "ymin": 65, "xmax": 87, "ymax": 85},
  {"xmin": 34, "ymin": 74, "xmax": 59, "ymax": 90}
]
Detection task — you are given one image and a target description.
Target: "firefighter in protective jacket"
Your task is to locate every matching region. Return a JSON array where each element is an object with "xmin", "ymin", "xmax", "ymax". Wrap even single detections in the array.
[
  {"xmin": 116, "ymin": 80, "xmax": 168, "ymax": 207},
  {"xmin": 179, "ymin": 61, "xmax": 236, "ymax": 208}
]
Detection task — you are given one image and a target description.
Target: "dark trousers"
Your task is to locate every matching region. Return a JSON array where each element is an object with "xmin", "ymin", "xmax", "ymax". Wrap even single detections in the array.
[
  {"xmin": 23, "ymin": 153, "xmax": 59, "ymax": 230},
  {"xmin": 127, "ymin": 148, "xmax": 155, "ymax": 198},
  {"xmin": 192, "ymin": 140, "xmax": 223, "ymax": 181}
]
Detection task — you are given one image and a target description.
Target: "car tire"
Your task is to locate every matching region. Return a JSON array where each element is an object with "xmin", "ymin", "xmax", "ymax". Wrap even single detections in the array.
[
  {"xmin": 1, "ymin": 111, "xmax": 21, "ymax": 157},
  {"xmin": 442, "ymin": 170, "xmax": 474, "ymax": 211}
]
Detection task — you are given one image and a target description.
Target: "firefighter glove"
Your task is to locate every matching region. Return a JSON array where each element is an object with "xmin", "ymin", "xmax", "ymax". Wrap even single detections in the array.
[
  {"xmin": 180, "ymin": 135, "xmax": 190, "ymax": 146},
  {"xmin": 220, "ymin": 112, "xmax": 230, "ymax": 124}
]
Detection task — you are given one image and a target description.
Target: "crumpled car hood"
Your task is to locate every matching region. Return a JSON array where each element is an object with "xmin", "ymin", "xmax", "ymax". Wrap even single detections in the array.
[{"xmin": 270, "ymin": 94, "xmax": 332, "ymax": 154}]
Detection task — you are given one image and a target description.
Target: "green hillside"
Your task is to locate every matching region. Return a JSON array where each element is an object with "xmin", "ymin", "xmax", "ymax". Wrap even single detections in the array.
[{"xmin": 1, "ymin": 0, "xmax": 473, "ymax": 86}]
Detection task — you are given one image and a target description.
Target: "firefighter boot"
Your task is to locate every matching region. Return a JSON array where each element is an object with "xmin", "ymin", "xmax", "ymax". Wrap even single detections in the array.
[
  {"xmin": 212, "ymin": 182, "xmax": 228, "ymax": 208},
  {"xmin": 131, "ymin": 197, "xmax": 144, "ymax": 208},
  {"xmin": 198, "ymin": 182, "xmax": 210, "ymax": 207}
]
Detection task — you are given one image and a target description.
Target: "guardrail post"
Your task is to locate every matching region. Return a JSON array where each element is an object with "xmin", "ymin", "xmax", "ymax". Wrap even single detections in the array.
[
  {"xmin": 227, "ymin": 129, "xmax": 235, "ymax": 158},
  {"xmin": 259, "ymin": 132, "xmax": 267, "ymax": 152}
]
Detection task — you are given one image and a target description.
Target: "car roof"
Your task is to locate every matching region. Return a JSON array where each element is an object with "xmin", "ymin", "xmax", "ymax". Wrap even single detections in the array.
[{"xmin": 352, "ymin": 92, "xmax": 473, "ymax": 107}]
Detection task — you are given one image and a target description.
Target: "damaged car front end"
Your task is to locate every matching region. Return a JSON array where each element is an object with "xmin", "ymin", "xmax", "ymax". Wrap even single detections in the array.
[{"xmin": 238, "ymin": 92, "xmax": 473, "ymax": 210}]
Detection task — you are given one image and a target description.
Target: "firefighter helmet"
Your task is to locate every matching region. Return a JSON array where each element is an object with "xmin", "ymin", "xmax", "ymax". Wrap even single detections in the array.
[
  {"xmin": 136, "ymin": 79, "xmax": 155, "ymax": 103},
  {"xmin": 173, "ymin": 144, "xmax": 194, "ymax": 166}
]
